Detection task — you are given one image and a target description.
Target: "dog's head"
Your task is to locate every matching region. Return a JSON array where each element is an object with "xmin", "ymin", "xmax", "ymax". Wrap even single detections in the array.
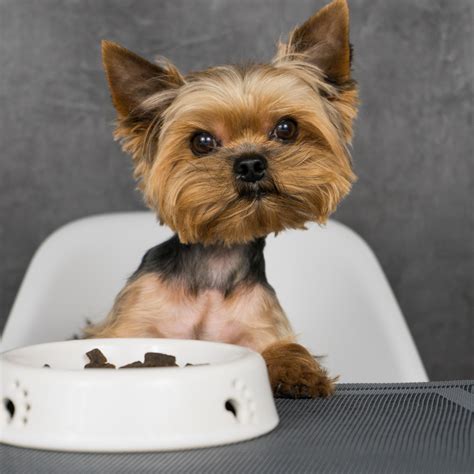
[{"xmin": 103, "ymin": 0, "xmax": 358, "ymax": 245}]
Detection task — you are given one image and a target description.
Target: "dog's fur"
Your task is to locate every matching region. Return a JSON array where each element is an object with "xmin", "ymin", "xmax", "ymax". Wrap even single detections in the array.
[{"xmin": 86, "ymin": 0, "xmax": 358, "ymax": 398}]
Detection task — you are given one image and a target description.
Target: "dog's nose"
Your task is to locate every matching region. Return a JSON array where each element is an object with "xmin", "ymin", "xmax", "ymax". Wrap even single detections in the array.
[{"xmin": 233, "ymin": 154, "xmax": 267, "ymax": 183}]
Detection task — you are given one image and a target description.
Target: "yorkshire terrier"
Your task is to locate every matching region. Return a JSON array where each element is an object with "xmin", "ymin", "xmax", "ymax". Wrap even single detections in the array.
[{"xmin": 86, "ymin": 0, "xmax": 358, "ymax": 398}]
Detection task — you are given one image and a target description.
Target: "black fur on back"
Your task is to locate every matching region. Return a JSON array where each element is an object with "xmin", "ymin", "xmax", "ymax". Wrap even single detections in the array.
[{"xmin": 132, "ymin": 234, "xmax": 272, "ymax": 297}]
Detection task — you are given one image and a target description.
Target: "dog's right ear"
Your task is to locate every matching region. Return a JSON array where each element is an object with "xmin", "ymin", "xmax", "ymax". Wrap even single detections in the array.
[
  {"xmin": 102, "ymin": 40, "xmax": 183, "ymax": 118},
  {"xmin": 101, "ymin": 41, "xmax": 184, "ymax": 186}
]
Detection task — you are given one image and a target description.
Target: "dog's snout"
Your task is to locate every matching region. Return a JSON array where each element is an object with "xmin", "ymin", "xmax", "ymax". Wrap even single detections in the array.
[{"xmin": 233, "ymin": 154, "xmax": 267, "ymax": 183}]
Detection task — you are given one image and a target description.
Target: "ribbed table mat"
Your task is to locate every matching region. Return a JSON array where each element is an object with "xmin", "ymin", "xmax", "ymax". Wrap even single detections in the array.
[{"xmin": 2, "ymin": 381, "xmax": 473, "ymax": 473}]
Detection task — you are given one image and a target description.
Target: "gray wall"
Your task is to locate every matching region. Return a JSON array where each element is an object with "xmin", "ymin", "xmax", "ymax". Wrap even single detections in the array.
[{"xmin": 1, "ymin": 0, "xmax": 472, "ymax": 379}]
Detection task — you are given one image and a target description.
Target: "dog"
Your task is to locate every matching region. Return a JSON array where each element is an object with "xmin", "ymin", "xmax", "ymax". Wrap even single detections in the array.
[{"xmin": 85, "ymin": 0, "xmax": 358, "ymax": 398}]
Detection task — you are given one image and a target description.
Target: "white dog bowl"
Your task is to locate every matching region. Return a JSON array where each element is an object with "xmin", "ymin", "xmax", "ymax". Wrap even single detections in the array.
[{"xmin": 0, "ymin": 338, "xmax": 278, "ymax": 452}]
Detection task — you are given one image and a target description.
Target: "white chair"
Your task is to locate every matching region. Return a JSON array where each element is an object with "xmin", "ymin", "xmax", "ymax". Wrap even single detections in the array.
[{"xmin": 0, "ymin": 212, "xmax": 428, "ymax": 382}]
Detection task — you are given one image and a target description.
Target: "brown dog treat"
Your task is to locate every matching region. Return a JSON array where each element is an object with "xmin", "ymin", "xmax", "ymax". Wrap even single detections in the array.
[
  {"xmin": 84, "ymin": 348, "xmax": 116, "ymax": 369},
  {"xmin": 118, "ymin": 352, "xmax": 178, "ymax": 368},
  {"xmin": 85, "ymin": 362, "xmax": 116, "ymax": 369},
  {"xmin": 143, "ymin": 352, "xmax": 178, "ymax": 367},
  {"xmin": 86, "ymin": 348, "xmax": 108, "ymax": 364},
  {"xmin": 120, "ymin": 361, "xmax": 144, "ymax": 369},
  {"xmin": 43, "ymin": 364, "xmax": 51, "ymax": 368},
  {"xmin": 82, "ymin": 349, "xmax": 203, "ymax": 369}
]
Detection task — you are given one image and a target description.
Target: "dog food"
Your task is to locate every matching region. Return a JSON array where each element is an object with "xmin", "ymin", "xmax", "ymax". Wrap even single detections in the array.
[
  {"xmin": 84, "ymin": 348, "xmax": 186, "ymax": 369},
  {"xmin": 45, "ymin": 348, "xmax": 207, "ymax": 369},
  {"xmin": 120, "ymin": 352, "xmax": 178, "ymax": 368},
  {"xmin": 85, "ymin": 348, "xmax": 116, "ymax": 369}
]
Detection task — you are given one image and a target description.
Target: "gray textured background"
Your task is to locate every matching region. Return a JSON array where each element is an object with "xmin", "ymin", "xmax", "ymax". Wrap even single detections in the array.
[{"xmin": 0, "ymin": 0, "xmax": 472, "ymax": 379}]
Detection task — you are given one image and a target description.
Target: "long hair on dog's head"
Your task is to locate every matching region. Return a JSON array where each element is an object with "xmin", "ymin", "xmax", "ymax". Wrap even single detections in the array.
[{"xmin": 103, "ymin": 0, "xmax": 358, "ymax": 245}]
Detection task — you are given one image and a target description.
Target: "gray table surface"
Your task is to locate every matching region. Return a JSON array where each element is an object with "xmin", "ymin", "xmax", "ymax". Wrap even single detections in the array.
[{"xmin": 2, "ymin": 380, "xmax": 473, "ymax": 474}]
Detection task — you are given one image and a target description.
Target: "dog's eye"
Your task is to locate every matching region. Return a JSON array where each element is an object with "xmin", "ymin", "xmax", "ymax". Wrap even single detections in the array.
[
  {"xmin": 190, "ymin": 132, "xmax": 218, "ymax": 156},
  {"xmin": 271, "ymin": 118, "xmax": 298, "ymax": 141}
]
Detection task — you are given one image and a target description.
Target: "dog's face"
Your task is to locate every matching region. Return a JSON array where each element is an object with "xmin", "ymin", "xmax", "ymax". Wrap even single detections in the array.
[{"xmin": 103, "ymin": 0, "xmax": 358, "ymax": 245}]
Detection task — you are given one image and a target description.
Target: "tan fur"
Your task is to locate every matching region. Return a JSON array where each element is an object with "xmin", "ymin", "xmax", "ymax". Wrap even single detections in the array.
[
  {"xmin": 142, "ymin": 63, "xmax": 356, "ymax": 245},
  {"xmin": 261, "ymin": 341, "xmax": 336, "ymax": 398},
  {"xmin": 101, "ymin": 0, "xmax": 358, "ymax": 247},
  {"xmin": 92, "ymin": 0, "xmax": 358, "ymax": 398},
  {"xmin": 85, "ymin": 274, "xmax": 294, "ymax": 353}
]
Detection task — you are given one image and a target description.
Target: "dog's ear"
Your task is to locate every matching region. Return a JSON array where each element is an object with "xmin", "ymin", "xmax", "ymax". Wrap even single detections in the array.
[
  {"xmin": 102, "ymin": 40, "xmax": 183, "ymax": 118},
  {"xmin": 274, "ymin": 0, "xmax": 357, "ymax": 143},
  {"xmin": 101, "ymin": 41, "xmax": 184, "ymax": 187},
  {"xmin": 276, "ymin": 0, "xmax": 352, "ymax": 85}
]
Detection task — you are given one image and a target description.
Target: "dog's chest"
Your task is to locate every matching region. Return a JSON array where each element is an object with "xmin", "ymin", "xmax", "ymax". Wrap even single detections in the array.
[
  {"xmin": 132, "ymin": 237, "xmax": 270, "ymax": 348},
  {"xmin": 152, "ymin": 281, "xmax": 263, "ymax": 348}
]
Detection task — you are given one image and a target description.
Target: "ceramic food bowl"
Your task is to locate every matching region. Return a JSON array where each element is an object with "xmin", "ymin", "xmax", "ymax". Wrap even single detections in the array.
[{"xmin": 0, "ymin": 338, "xmax": 278, "ymax": 452}]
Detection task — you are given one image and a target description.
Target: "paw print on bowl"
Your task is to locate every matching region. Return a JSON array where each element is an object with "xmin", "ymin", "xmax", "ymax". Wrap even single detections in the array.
[
  {"xmin": 2, "ymin": 380, "xmax": 31, "ymax": 427},
  {"xmin": 224, "ymin": 378, "xmax": 256, "ymax": 424}
]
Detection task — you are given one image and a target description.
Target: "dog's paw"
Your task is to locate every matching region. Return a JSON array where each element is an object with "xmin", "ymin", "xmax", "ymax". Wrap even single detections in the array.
[
  {"xmin": 272, "ymin": 365, "xmax": 335, "ymax": 398},
  {"xmin": 261, "ymin": 341, "xmax": 336, "ymax": 399}
]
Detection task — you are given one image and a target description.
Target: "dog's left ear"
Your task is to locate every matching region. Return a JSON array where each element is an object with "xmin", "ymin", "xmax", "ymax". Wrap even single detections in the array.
[
  {"xmin": 276, "ymin": 0, "xmax": 352, "ymax": 85},
  {"xmin": 275, "ymin": 0, "xmax": 357, "ymax": 142}
]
